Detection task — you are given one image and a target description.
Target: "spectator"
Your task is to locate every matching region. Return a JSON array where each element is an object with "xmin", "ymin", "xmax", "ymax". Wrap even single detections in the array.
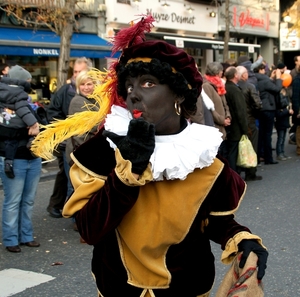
[
  {"xmin": 224, "ymin": 66, "xmax": 248, "ymax": 173},
  {"xmin": 65, "ymin": 71, "xmax": 100, "ymax": 164},
  {"xmin": 254, "ymin": 64, "xmax": 282, "ymax": 164},
  {"xmin": 46, "ymin": 57, "xmax": 92, "ymax": 218},
  {"xmin": 236, "ymin": 65, "xmax": 262, "ymax": 181},
  {"xmin": 237, "ymin": 55, "xmax": 263, "ymax": 88},
  {"xmin": 191, "ymin": 62, "xmax": 231, "ymax": 157},
  {"xmin": 0, "ymin": 66, "xmax": 41, "ymax": 253},
  {"xmin": 275, "ymin": 87, "xmax": 293, "ymax": 160},
  {"xmin": 0, "ymin": 65, "xmax": 40, "ymax": 178}
]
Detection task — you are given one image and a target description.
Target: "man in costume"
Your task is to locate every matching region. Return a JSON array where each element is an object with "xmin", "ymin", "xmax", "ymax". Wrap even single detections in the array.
[{"xmin": 31, "ymin": 15, "xmax": 268, "ymax": 297}]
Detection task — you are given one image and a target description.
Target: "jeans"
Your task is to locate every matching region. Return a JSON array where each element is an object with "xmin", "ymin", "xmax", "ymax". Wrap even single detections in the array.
[
  {"xmin": 0, "ymin": 157, "xmax": 41, "ymax": 246},
  {"xmin": 276, "ymin": 128, "xmax": 287, "ymax": 156}
]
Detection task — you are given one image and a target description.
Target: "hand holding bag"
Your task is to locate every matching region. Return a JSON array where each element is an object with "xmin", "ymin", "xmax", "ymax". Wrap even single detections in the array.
[{"xmin": 237, "ymin": 135, "xmax": 257, "ymax": 168}]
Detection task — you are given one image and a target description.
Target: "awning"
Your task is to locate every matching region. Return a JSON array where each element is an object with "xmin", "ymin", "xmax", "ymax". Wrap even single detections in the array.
[
  {"xmin": 0, "ymin": 28, "xmax": 116, "ymax": 58},
  {"xmin": 163, "ymin": 36, "xmax": 261, "ymax": 53}
]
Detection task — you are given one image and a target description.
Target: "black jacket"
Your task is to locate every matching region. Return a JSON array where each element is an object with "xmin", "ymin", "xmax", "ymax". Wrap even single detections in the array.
[
  {"xmin": 47, "ymin": 82, "xmax": 76, "ymax": 121},
  {"xmin": 255, "ymin": 73, "xmax": 282, "ymax": 111},
  {"xmin": 238, "ymin": 80, "xmax": 262, "ymax": 121},
  {"xmin": 225, "ymin": 81, "xmax": 248, "ymax": 141}
]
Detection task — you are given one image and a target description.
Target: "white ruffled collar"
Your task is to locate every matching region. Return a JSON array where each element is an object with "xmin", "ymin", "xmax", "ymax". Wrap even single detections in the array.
[{"xmin": 104, "ymin": 105, "xmax": 223, "ymax": 181}]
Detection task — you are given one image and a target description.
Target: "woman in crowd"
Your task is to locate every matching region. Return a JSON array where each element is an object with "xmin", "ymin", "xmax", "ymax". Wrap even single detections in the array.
[
  {"xmin": 65, "ymin": 71, "xmax": 100, "ymax": 164},
  {"xmin": 32, "ymin": 16, "xmax": 268, "ymax": 297},
  {"xmin": 202, "ymin": 61, "xmax": 231, "ymax": 140},
  {"xmin": 0, "ymin": 66, "xmax": 41, "ymax": 253}
]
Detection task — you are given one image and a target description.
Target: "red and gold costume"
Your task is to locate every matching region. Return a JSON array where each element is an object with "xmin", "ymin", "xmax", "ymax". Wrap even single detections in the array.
[{"xmin": 63, "ymin": 106, "xmax": 263, "ymax": 297}]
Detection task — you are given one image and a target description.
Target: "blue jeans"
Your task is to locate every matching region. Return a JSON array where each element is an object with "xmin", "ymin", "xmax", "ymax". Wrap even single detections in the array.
[
  {"xmin": 0, "ymin": 157, "xmax": 41, "ymax": 246},
  {"xmin": 276, "ymin": 128, "xmax": 287, "ymax": 156}
]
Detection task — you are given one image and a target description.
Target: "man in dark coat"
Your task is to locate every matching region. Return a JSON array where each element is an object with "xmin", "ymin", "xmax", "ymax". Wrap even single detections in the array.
[
  {"xmin": 46, "ymin": 57, "xmax": 92, "ymax": 218},
  {"xmin": 224, "ymin": 67, "xmax": 248, "ymax": 172},
  {"xmin": 254, "ymin": 64, "xmax": 282, "ymax": 164},
  {"xmin": 236, "ymin": 65, "xmax": 262, "ymax": 181}
]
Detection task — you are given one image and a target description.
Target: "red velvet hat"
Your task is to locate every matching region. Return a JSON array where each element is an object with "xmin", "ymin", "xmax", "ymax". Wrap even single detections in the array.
[
  {"xmin": 111, "ymin": 15, "xmax": 202, "ymax": 97},
  {"xmin": 120, "ymin": 40, "xmax": 202, "ymax": 96}
]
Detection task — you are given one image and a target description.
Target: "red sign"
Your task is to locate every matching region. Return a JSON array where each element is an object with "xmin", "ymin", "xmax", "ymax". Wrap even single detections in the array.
[{"xmin": 233, "ymin": 7, "xmax": 269, "ymax": 31}]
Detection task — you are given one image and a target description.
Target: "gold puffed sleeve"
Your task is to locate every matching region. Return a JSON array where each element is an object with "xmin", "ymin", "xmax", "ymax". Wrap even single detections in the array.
[
  {"xmin": 114, "ymin": 148, "xmax": 153, "ymax": 186},
  {"xmin": 221, "ymin": 231, "xmax": 266, "ymax": 264},
  {"xmin": 62, "ymin": 161, "xmax": 106, "ymax": 218}
]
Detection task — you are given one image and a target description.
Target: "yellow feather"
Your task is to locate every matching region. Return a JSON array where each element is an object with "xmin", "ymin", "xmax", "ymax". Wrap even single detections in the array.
[{"xmin": 31, "ymin": 68, "xmax": 116, "ymax": 160}]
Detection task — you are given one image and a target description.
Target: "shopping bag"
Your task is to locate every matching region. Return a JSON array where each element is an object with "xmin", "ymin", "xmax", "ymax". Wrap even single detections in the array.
[{"xmin": 236, "ymin": 135, "xmax": 257, "ymax": 168}]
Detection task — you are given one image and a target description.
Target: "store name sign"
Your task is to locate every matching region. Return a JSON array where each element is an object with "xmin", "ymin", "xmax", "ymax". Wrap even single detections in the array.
[
  {"xmin": 33, "ymin": 48, "xmax": 59, "ymax": 56},
  {"xmin": 146, "ymin": 9, "xmax": 195, "ymax": 25},
  {"xmin": 233, "ymin": 7, "xmax": 271, "ymax": 31},
  {"xmin": 212, "ymin": 44, "xmax": 224, "ymax": 50}
]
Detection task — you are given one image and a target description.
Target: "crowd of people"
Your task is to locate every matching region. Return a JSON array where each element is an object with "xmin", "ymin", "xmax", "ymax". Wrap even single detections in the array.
[{"xmin": 1, "ymin": 15, "xmax": 300, "ymax": 295}]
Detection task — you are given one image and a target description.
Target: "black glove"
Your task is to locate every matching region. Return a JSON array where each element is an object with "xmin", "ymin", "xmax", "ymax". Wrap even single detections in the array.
[
  {"xmin": 238, "ymin": 239, "xmax": 268, "ymax": 280},
  {"xmin": 103, "ymin": 117, "xmax": 155, "ymax": 175}
]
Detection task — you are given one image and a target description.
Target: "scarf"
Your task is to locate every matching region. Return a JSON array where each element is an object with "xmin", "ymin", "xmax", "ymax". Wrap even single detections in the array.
[{"xmin": 204, "ymin": 75, "xmax": 226, "ymax": 95}]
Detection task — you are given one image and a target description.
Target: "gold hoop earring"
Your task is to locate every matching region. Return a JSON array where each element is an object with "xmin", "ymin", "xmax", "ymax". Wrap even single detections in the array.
[{"xmin": 174, "ymin": 101, "xmax": 181, "ymax": 116}]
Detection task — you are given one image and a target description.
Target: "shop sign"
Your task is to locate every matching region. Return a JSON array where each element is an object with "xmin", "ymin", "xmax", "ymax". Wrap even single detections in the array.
[
  {"xmin": 212, "ymin": 44, "xmax": 224, "ymax": 50},
  {"xmin": 280, "ymin": 29, "xmax": 300, "ymax": 51},
  {"xmin": 105, "ymin": 2, "xmax": 218, "ymax": 35},
  {"xmin": 33, "ymin": 48, "xmax": 59, "ymax": 56},
  {"xmin": 148, "ymin": 10, "xmax": 195, "ymax": 25},
  {"xmin": 175, "ymin": 39, "xmax": 184, "ymax": 48},
  {"xmin": 234, "ymin": 8, "xmax": 267, "ymax": 30},
  {"xmin": 218, "ymin": 4, "xmax": 279, "ymax": 37}
]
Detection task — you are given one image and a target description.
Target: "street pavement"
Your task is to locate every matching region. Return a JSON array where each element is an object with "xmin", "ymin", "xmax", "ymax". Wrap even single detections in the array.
[{"xmin": 0, "ymin": 138, "xmax": 300, "ymax": 297}]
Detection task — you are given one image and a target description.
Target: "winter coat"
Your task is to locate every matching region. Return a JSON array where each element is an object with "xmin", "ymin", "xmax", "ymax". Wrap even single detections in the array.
[
  {"xmin": 47, "ymin": 82, "xmax": 76, "ymax": 121},
  {"xmin": 255, "ymin": 73, "xmax": 282, "ymax": 111},
  {"xmin": 238, "ymin": 80, "xmax": 262, "ymax": 122},
  {"xmin": 225, "ymin": 81, "xmax": 248, "ymax": 141},
  {"xmin": 201, "ymin": 81, "xmax": 231, "ymax": 139},
  {"xmin": 0, "ymin": 81, "xmax": 37, "ymax": 128}
]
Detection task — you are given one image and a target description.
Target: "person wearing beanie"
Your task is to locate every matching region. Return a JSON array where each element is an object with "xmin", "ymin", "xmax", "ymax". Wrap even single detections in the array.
[
  {"xmin": 0, "ymin": 65, "xmax": 39, "ymax": 178},
  {"xmin": 237, "ymin": 55, "xmax": 263, "ymax": 88},
  {"xmin": 0, "ymin": 65, "xmax": 42, "ymax": 253},
  {"xmin": 8, "ymin": 65, "xmax": 32, "ymax": 81},
  {"xmin": 31, "ymin": 15, "xmax": 268, "ymax": 296}
]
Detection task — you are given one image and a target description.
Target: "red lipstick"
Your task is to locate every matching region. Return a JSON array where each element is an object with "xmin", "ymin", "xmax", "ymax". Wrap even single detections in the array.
[{"xmin": 133, "ymin": 109, "xmax": 143, "ymax": 119}]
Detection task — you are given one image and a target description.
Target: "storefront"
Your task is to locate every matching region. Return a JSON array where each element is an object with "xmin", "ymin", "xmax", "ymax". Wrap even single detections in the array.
[
  {"xmin": 104, "ymin": 0, "xmax": 219, "ymax": 70},
  {"xmin": 103, "ymin": 0, "xmax": 270, "ymax": 70},
  {"xmin": 0, "ymin": 27, "xmax": 114, "ymax": 99}
]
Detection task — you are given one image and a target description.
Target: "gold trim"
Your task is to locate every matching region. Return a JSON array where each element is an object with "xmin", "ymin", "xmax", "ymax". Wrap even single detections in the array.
[
  {"xmin": 70, "ymin": 152, "xmax": 107, "ymax": 180},
  {"xmin": 126, "ymin": 57, "xmax": 152, "ymax": 65},
  {"xmin": 126, "ymin": 57, "xmax": 177, "ymax": 74}
]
